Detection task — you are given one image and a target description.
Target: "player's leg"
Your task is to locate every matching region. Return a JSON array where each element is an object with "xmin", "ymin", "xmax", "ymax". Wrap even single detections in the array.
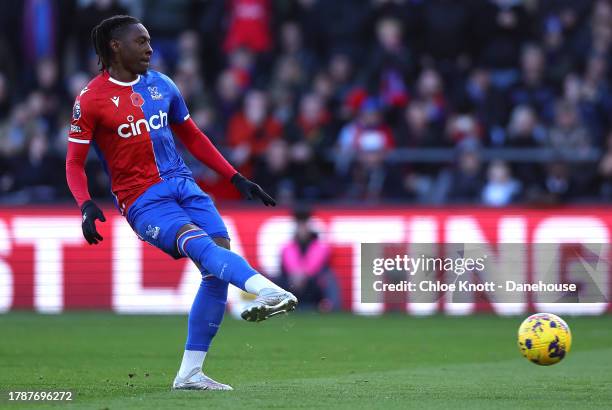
[
  {"xmin": 175, "ymin": 237, "xmax": 230, "ymax": 389},
  {"xmin": 171, "ymin": 178, "xmax": 294, "ymax": 389},
  {"xmin": 127, "ymin": 183, "xmax": 232, "ymax": 390},
  {"xmin": 128, "ymin": 178, "xmax": 268, "ymax": 293},
  {"xmin": 177, "ymin": 179, "xmax": 297, "ymax": 321},
  {"xmin": 175, "ymin": 223, "xmax": 283, "ymax": 292}
]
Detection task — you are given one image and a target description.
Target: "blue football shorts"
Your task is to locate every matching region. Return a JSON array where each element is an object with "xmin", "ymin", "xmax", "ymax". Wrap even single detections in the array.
[{"xmin": 126, "ymin": 177, "xmax": 229, "ymax": 259}]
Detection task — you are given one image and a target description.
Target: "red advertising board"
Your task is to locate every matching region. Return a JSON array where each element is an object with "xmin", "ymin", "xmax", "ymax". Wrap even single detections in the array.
[{"xmin": 0, "ymin": 206, "xmax": 611, "ymax": 315}]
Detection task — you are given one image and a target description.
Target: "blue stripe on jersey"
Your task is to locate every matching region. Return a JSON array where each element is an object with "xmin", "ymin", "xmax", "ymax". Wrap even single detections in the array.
[{"xmin": 133, "ymin": 71, "xmax": 193, "ymax": 181}]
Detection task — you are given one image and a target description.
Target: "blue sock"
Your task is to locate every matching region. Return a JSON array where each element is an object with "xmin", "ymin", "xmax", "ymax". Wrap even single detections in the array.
[
  {"xmin": 177, "ymin": 228, "xmax": 258, "ymax": 291},
  {"xmin": 185, "ymin": 275, "xmax": 229, "ymax": 351}
]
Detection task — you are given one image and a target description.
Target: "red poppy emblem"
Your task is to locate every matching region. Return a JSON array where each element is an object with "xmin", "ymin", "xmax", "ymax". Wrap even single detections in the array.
[{"xmin": 131, "ymin": 92, "xmax": 145, "ymax": 107}]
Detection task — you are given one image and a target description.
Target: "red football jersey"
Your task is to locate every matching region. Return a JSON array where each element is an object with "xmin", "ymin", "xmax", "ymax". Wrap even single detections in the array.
[{"xmin": 68, "ymin": 70, "xmax": 192, "ymax": 213}]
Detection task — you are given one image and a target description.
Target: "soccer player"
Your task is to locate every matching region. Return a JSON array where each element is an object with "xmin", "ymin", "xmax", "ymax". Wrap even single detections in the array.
[{"xmin": 65, "ymin": 15, "xmax": 298, "ymax": 391}]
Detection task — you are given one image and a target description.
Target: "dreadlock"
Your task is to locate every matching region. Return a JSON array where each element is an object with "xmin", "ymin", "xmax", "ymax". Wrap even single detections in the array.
[{"xmin": 91, "ymin": 15, "xmax": 141, "ymax": 71}]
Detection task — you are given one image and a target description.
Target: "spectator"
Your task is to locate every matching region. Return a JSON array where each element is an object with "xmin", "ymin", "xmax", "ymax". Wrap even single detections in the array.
[
  {"xmin": 415, "ymin": 68, "xmax": 447, "ymax": 130},
  {"xmin": 456, "ymin": 68, "xmax": 507, "ymax": 136},
  {"xmin": 226, "ymin": 47, "xmax": 256, "ymax": 90},
  {"xmin": 268, "ymin": 86, "xmax": 295, "ymax": 126},
  {"xmin": 537, "ymin": 0, "xmax": 592, "ymax": 44},
  {"xmin": 253, "ymin": 139, "xmax": 294, "ymax": 204},
  {"xmin": 577, "ymin": 55, "xmax": 612, "ymax": 146},
  {"xmin": 434, "ymin": 148, "xmax": 485, "ymax": 204},
  {"xmin": 283, "ymin": 93, "xmax": 334, "ymax": 199},
  {"xmin": 287, "ymin": 93, "xmax": 333, "ymax": 154},
  {"xmin": 279, "ymin": 206, "xmax": 340, "ymax": 311},
  {"xmin": 6, "ymin": 130, "xmax": 65, "ymax": 202},
  {"xmin": 278, "ymin": 21, "xmax": 317, "ymax": 75},
  {"xmin": 227, "ymin": 90, "xmax": 282, "ymax": 177},
  {"xmin": 270, "ymin": 55, "xmax": 307, "ymax": 97},
  {"xmin": 224, "ymin": 0, "xmax": 273, "ymax": 54},
  {"xmin": 510, "ymin": 44, "xmax": 556, "ymax": 123},
  {"xmin": 364, "ymin": 17, "xmax": 411, "ymax": 110},
  {"xmin": 538, "ymin": 0, "xmax": 590, "ymax": 85},
  {"xmin": 31, "ymin": 58, "xmax": 64, "ymax": 133},
  {"xmin": 328, "ymin": 53, "xmax": 357, "ymax": 109},
  {"xmin": 215, "ymin": 69, "xmax": 245, "ymax": 129},
  {"xmin": 342, "ymin": 135, "xmax": 399, "ymax": 201},
  {"xmin": 336, "ymin": 97, "xmax": 395, "ymax": 175},
  {"xmin": 283, "ymin": 0, "xmax": 324, "ymax": 58},
  {"xmin": 311, "ymin": 70, "xmax": 334, "ymax": 107},
  {"xmin": 540, "ymin": 161, "xmax": 575, "ymax": 203},
  {"xmin": 177, "ymin": 31, "xmax": 200, "ymax": 61},
  {"xmin": 1, "ymin": 103, "xmax": 32, "ymax": 156},
  {"xmin": 505, "ymin": 105, "xmax": 546, "ymax": 192},
  {"xmin": 173, "ymin": 57, "xmax": 204, "ymax": 107},
  {"xmin": 505, "ymin": 105, "xmax": 545, "ymax": 148},
  {"xmin": 445, "ymin": 111, "xmax": 482, "ymax": 146},
  {"xmin": 482, "ymin": 160, "xmax": 521, "ymax": 206},
  {"xmin": 548, "ymin": 100, "xmax": 591, "ymax": 155},
  {"xmin": 394, "ymin": 101, "xmax": 443, "ymax": 148},
  {"xmin": 474, "ymin": 0, "xmax": 532, "ymax": 88},
  {"xmin": 568, "ymin": 0, "xmax": 612, "ymax": 65}
]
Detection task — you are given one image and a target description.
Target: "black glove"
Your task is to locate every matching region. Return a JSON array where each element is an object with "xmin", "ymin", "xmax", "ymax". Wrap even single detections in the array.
[
  {"xmin": 81, "ymin": 200, "xmax": 106, "ymax": 244},
  {"xmin": 231, "ymin": 173, "xmax": 276, "ymax": 206}
]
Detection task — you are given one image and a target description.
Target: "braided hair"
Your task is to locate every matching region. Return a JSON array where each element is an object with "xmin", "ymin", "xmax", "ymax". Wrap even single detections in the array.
[{"xmin": 91, "ymin": 15, "xmax": 141, "ymax": 71}]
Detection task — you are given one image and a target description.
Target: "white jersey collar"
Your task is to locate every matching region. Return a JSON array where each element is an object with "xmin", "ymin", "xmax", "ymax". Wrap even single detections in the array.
[{"xmin": 108, "ymin": 74, "xmax": 141, "ymax": 86}]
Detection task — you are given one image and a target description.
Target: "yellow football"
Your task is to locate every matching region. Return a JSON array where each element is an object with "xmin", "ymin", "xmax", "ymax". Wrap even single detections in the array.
[{"xmin": 517, "ymin": 313, "xmax": 572, "ymax": 366}]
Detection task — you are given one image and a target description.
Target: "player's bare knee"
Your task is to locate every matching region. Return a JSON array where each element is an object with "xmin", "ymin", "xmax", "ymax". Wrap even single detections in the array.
[
  {"xmin": 176, "ymin": 223, "xmax": 202, "ymax": 255},
  {"xmin": 213, "ymin": 237, "xmax": 230, "ymax": 250},
  {"xmin": 176, "ymin": 223, "xmax": 200, "ymax": 242}
]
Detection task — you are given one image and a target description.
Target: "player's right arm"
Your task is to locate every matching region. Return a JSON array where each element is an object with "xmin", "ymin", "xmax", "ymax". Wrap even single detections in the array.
[
  {"xmin": 162, "ymin": 73, "xmax": 276, "ymax": 206},
  {"xmin": 65, "ymin": 92, "xmax": 107, "ymax": 245}
]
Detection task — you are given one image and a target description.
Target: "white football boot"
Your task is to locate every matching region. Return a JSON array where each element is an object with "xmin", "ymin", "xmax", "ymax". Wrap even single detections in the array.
[
  {"xmin": 172, "ymin": 368, "xmax": 233, "ymax": 391},
  {"xmin": 241, "ymin": 288, "xmax": 298, "ymax": 322}
]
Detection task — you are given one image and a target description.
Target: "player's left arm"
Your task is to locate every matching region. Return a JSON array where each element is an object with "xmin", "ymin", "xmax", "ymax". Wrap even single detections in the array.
[
  {"xmin": 166, "ymin": 77, "xmax": 275, "ymax": 206},
  {"xmin": 171, "ymin": 118, "xmax": 275, "ymax": 206}
]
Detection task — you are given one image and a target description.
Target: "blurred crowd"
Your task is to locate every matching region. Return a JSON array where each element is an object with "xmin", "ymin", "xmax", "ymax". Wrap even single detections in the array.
[{"xmin": 1, "ymin": 0, "xmax": 612, "ymax": 206}]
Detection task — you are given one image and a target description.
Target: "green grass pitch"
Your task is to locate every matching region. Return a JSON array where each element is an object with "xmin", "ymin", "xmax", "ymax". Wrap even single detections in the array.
[{"xmin": 1, "ymin": 312, "xmax": 611, "ymax": 409}]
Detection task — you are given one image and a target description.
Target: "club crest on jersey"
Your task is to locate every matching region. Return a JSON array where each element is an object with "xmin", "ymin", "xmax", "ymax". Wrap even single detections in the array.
[
  {"xmin": 130, "ymin": 92, "xmax": 145, "ymax": 107},
  {"xmin": 72, "ymin": 101, "xmax": 81, "ymax": 120},
  {"xmin": 146, "ymin": 225, "xmax": 160, "ymax": 240},
  {"xmin": 148, "ymin": 86, "xmax": 163, "ymax": 100}
]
